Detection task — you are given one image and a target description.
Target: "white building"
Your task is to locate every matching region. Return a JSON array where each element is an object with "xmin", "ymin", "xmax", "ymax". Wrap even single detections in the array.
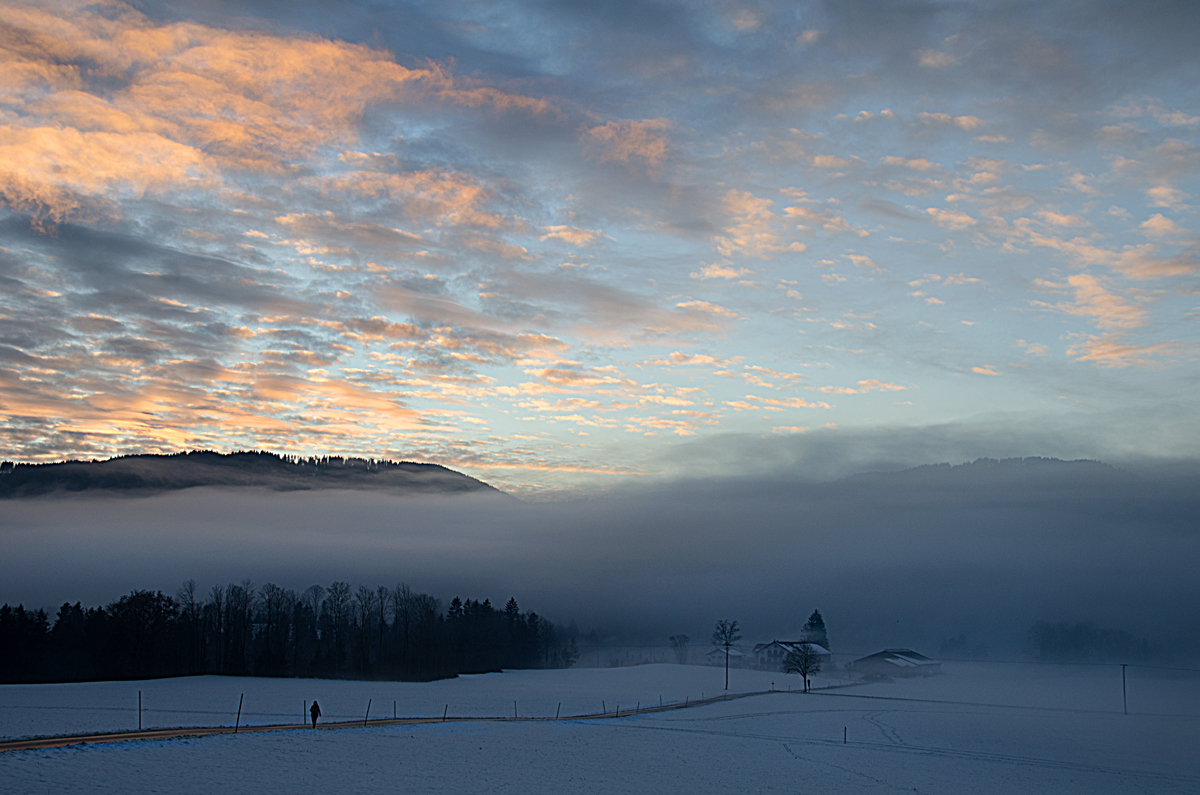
[{"xmin": 751, "ymin": 640, "xmax": 832, "ymax": 670}]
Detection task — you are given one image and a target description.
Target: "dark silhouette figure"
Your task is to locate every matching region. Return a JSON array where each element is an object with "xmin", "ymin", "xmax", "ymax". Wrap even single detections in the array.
[{"xmin": 310, "ymin": 700, "xmax": 321, "ymax": 728}]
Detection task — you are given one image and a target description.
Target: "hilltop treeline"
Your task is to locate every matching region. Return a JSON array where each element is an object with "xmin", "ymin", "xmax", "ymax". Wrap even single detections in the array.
[
  {"xmin": 0, "ymin": 581, "xmax": 578, "ymax": 684},
  {"xmin": 0, "ymin": 450, "xmax": 502, "ymax": 497}
]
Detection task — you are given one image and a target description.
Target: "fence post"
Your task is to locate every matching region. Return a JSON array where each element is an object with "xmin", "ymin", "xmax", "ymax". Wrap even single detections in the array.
[
  {"xmin": 556, "ymin": 703, "xmax": 561, "ymax": 720},
  {"xmin": 443, "ymin": 704, "xmax": 448, "ymax": 722},
  {"xmin": 304, "ymin": 700, "xmax": 307, "ymax": 726},
  {"xmin": 235, "ymin": 693, "xmax": 243, "ymax": 733},
  {"xmin": 364, "ymin": 699, "xmax": 371, "ymax": 727},
  {"xmin": 1122, "ymin": 664, "xmax": 1128, "ymax": 715},
  {"xmin": 514, "ymin": 700, "xmax": 518, "ymax": 719},
  {"xmin": 138, "ymin": 691, "xmax": 142, "ymax": 731},
  {"xmin": 394, "ymin": 700, "xmax": 396, "ymax": 720}
]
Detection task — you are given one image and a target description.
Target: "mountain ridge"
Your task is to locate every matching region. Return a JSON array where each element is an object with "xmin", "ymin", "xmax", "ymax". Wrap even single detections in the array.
[{"xmin": 0, "ymin": 450, "xmax": 504, "ymax": 498}]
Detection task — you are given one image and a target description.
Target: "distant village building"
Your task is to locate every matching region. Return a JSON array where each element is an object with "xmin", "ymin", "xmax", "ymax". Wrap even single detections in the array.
[
  {"xmin": 705, "ymin": 647, "xmax": 747, "ymax": 667},
  {"xmin": 848, "ymin": 649, "xmax": 941, "ymax": 678},
  {"xmin": 751, "ymin": 640, "xmax": 832, "ymax": 670}
]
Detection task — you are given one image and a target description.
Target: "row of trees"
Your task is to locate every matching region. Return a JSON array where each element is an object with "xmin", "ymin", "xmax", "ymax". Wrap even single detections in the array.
[{"xmin": 0, "ymin": 581, "xmax": 578, "ymax": 683}]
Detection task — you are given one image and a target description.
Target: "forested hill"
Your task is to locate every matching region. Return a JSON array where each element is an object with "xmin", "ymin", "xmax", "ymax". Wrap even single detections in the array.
[{"xmin": 0, "ymin": 451, "xmax": 504, "ymax": 498}]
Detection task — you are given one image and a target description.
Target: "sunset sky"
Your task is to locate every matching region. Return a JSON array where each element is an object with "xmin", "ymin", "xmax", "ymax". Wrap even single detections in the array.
[{"xmin": 2, "ymin": 0, "xmax": 1198, "ymax": 494}]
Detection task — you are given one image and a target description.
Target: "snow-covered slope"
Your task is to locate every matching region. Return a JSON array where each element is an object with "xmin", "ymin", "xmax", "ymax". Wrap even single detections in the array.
[{"xmin": 3, "ymin": 663, "xmax": 1197, "ymax": 794}]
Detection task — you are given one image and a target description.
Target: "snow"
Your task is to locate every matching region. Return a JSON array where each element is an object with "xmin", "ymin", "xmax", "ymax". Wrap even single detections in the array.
[
  {"xmin": 0, "ymin": 665, "xmax": 793, "ymax": 741},
  {"xmin": 3, "ymin": 662, "xmax": 1199, "ymax": 793}
]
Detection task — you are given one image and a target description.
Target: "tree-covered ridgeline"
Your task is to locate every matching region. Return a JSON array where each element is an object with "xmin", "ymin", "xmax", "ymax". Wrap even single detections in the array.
[{"xmin": 0, "ymin": 581, "xmax": 578, "ymax": 683}]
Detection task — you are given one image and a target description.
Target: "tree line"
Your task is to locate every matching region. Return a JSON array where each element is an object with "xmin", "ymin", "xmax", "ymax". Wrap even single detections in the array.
[{"xmin": 0, "ymin": 581, "xmax": 578, "ymax": 683}]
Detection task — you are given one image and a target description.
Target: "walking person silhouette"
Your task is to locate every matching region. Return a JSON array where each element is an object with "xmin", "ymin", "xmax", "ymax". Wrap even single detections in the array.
[{"xmin": 310, "ymin": 700, "xmax": 321, "ymax": 729}]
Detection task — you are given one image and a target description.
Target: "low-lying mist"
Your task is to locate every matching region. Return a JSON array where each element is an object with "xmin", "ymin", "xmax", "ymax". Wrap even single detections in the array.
[{"xmin": 2, "ymin": 458, "xmax": 1197, "ymax": 660}]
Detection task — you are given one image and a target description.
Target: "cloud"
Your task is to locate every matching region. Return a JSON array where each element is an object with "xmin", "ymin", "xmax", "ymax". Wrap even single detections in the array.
[
  {"xmin": 1015, "ymin": 339, "xmax": 1049, "ymax": 356},
  {"xmin": 1065, "ymin": 335, "xmax": 1189, "ymax": 367},
  {"xmin": 1146, "ymin": 186, "xmax": 1187, "ymax": 207},
  {"xmin": 1036, "ymin": 211, "xmax": 1089, "ymax": 228},
  {"xmin": 539, "ymin": 226, "xmax": 603, "ymax": 246},
  {"xmin": 917, "ymin": 112, "xmax": 983, "ymax": 130},
  {"xmin": 856, "ymin": 380, "xmax": 907, "ymax": 392},
  {"xmin": 1139, "ymin": 214, "xmax": 1183, "ymax": 237},
  {"xmin": 0, "ymin": 125, "xmax": 214, "ymax": 222},
  {"xmin": 784, "ymin": 206, "xmax": 869, "ymax": 236},
  {"xmin": 580, "ymin": 118, "xmax": 672, "ymax": 169},
  {"xmin": 810, "ymin": 154, "xmax": 859, "ymax": 169},
  {"xmin": 674, "ymin": 300, "xmax": 738, "ymax": 318},
  {"xmin": 714, "ymin": 189, "xmax": 802, "ymax": 258},
  {"xmin": 1032, "ymin": 274, "xmax": 1146, "ymax": 331},
  {"xmin": 690, "ymin": 263, "xmax": 752, "ymax": 280},
  {"xmin": 844, "ymin": 253, "xmax": 882, "ymax": 272},
  {"xmin": 972, "ymin": 365, "xmax": 999, "ymax": 375},
  {"xmin": 817, "ymin": 379, "xmax": 906, "ymax": 395},
  {"xmin": 883, "ymin": 156, "xmax": 938, "ymax": 171},
  {"xmin": 916, "ymin": 50, "xmax": 956, "ymax": 68},
  {"xmin": 725, "ymin": 394, "xmax": 831, "ymax": 411},
  {"xmin": 316, "ymin": 169, "xmax": 504, "ymax": 228},
  {"xmin": 1014, "ymin": 221, "xmax": 1198, "ymax": 280},
  {"xmin": 0, "ymin": 0, "xmax": 553, "ymax": 221},
  {"xmin": 925, "ymin": 207, "xmax": 977, "ymax": 229}
]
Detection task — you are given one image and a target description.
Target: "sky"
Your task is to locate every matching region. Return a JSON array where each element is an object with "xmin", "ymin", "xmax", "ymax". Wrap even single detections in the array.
[{"xmin": 2, "ymin": 0, "xmax": 1199, "ymax": 495}]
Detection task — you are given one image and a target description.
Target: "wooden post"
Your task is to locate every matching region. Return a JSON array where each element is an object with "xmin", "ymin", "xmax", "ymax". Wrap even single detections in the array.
[
  {"xmin": 235, "ymin": 693, "xmax": 243, "ymax": 733},
  {"xmin": 514, "ymin": 700, "xmax": 518, "ymax": 719},
  {"xmin": 602, "ymin": 700, "xmax": 605, "ymax": 714},
  {"xmin": 304, "ymin": 700, "xmax": 307, "ymax": 725},
  {"xmin": 1122, "ymin": 664, "xmax": 1128, "ymax": 715},
  {"xmin": 394, "ymin": 700, "xmax": 396, "ymax": 720},
  {"xmin": 556, "ymin": 703, "xmax": 561, "ymax": 720},
  {"xmin": 138, "ymin": 691, "xmax": 142, "ymax": 731},
  {"xmin": 636, "ymin": 701, "xmax": 640, "ymax": 714},
  {"xmin": 364, "ymin": 699, "xmax": 371, "ymax": 727},
  {"xmin": 442, "ymin": 704, "xmax": 448, "ymax": 722},
  {"xmin": 844, "ymin": 726, "xmax": 847, "ymax": 744}
]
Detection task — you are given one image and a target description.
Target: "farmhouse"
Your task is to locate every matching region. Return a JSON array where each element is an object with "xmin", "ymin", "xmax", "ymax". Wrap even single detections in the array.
[
  {"xmin": 705, "ymin": 647, "xmax": 747, "ymax": 667},
  {"xmin": 751, "ymin": 640, "xmax": 832, "ymax": 670},
  {"xmin": 848, "ymin": 649, "xmax": 941, "ymax": 678}
]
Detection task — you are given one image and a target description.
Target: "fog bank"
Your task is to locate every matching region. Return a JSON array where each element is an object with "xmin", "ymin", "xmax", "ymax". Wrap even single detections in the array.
[{"xmin": 2, "ymin": 459, "xmax": 1197, "ymax": 659}]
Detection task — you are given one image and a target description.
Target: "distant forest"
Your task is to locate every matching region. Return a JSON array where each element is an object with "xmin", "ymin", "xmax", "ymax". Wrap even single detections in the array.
[{"xmin": 0, "ymin": 581, "xmax": 578, "ymax": 684}]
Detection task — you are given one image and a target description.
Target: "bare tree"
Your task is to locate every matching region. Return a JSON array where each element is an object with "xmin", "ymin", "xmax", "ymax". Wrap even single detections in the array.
[
  {"xmin": 376, "ymin": 585, "xmax": 389, "ymax": 667},
  {"xmin": 355, "ymin": 585, "xmax": 378, "ymax": 673},
  {"xmin": 669, "ymin": 634, "xmax": 690, "ymax": 665},
  {"xmin": 176, "ymin": 579, "xmax": 202, "ymax": 672},
  {"xmin": 783, "ymin": 643, "xmax": 822, "ymax": 692},
  {"xmin": 206, "ymin": 584, "xmax": 225, "ymax": 673},
  {"xmin": 392, "ymin": 583, "xmax": 414, "ymax": 669},
  {"xmin": 325, "ymin": 581, "xmax": 352, "ymax": 673},
  {"xmin": 712, "ymin": 620, "xmax": 741, "ymax": 691}
]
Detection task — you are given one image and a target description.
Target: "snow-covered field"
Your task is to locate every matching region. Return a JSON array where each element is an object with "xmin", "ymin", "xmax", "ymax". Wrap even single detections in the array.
[
  {"xmin": 0, "ymin": 665, "xmax": 792, "ymax": 740},
  {"xmin": 3, "ymin": 662, "xmax": 1198, "ymax": 793}
]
